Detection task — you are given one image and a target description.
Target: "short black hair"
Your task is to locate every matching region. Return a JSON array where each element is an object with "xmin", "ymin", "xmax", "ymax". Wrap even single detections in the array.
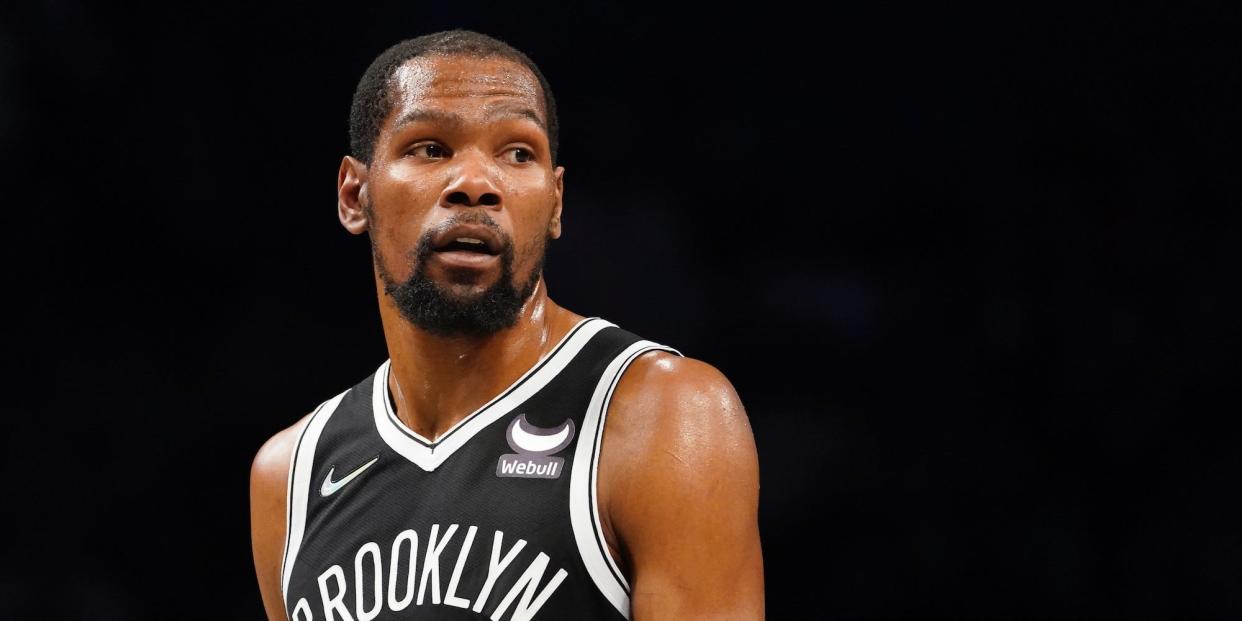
[{"xmin": 348, "ymin": 30, "xmax": 559, "ymax": 166}]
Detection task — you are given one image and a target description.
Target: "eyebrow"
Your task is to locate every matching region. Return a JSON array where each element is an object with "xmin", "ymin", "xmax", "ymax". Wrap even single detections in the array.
[{"xmin": 393, "ymin": 105, "xmax": 545, "ymax": 131}]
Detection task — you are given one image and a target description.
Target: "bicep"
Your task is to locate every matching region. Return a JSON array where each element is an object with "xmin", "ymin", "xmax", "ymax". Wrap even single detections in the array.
[{"xmin": 605, "ymin": 358, "xmax": 765, "ymax": 620}]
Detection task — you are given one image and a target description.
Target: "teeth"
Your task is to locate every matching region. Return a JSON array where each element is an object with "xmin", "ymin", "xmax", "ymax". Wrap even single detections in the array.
[{"xmin": 455, "ymin": 237, "xmax": 485, "ymax": 245}]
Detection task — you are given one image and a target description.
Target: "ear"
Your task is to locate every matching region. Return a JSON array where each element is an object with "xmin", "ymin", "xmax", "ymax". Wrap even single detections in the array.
[
  {"xmin": 338, "ymin": 155, "xmax": 369, "ymax": 235},
  {"xmin": 549, "ymin": 165, "xmax": 565, "ymax": 239}
]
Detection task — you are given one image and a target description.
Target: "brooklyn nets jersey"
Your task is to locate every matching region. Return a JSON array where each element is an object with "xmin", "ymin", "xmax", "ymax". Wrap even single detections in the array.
[{"xmin": 280, "ymin": 317, "xmax": 681, "ymax": 621}]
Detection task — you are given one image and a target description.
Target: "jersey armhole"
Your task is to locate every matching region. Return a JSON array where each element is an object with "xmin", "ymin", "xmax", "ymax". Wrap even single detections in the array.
[
  {"xmin": 279, "ymin": 389, "xmax": 348, "ymax": 610},
  {"xmin": 568, "ymin": 341, "xmax": 683, "ymax": 620}
]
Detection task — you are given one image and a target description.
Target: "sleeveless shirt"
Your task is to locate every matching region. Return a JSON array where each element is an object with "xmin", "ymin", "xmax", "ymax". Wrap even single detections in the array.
[{"xmin": 280, "ymin": 317, "xmax": 681, "ymax": 621}]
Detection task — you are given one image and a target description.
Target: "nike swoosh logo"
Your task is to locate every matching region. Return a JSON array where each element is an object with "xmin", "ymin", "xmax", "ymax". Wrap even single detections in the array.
[{"xmin": 320, "ymin": 457, "xmax": 379, "ymax": 497}]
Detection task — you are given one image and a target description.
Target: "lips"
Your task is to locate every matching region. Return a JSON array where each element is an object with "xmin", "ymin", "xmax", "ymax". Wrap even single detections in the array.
[{"xmin": 430, "ymin": 223, "xmax": 502, "ymax": 256}]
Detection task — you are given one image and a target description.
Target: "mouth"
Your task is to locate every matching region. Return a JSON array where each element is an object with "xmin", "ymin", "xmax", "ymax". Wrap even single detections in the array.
[
  {"xmin": 427, "ymin": 222, "xmax": 504, "ymax": 269},
  {"xmin": 436, "ymin": 237, "xmax": 498, "ymax": 254}
]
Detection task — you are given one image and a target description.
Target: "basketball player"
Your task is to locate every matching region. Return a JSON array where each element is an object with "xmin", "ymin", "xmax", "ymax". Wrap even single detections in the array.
[{"xmin": 250, "ymin": 30, "xmax": 763, "ymax": 621}]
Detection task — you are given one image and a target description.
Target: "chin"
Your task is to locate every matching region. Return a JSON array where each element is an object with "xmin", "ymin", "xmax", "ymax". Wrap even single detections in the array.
[
  {"xmin": 436, "ymin": 269, "xmax": 503, "ymax": 293},
  {"xmin": 439, "ymin": 282, "xmax": 493, "ymax": 300}
]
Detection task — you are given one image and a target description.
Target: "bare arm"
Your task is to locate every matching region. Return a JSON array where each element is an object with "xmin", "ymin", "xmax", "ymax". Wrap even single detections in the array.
[
  {"xmin": 600, "ymin": 353, "xmax": 765, "ymax": 620},
  {"xmin": 249, "ymin": 415, "xmax": 312, "ymax": 621}
]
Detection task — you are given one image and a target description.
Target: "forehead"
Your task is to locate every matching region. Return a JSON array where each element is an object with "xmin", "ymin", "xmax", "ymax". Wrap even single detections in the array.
[{"xmin": 385, "ymin": 54, "xmax": 545, "ymax": 127}]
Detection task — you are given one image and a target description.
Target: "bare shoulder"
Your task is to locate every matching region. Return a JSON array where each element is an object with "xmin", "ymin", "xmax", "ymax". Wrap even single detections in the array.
[
  {"xmin": 250, "ymin": 412, "xmax": 316, "ymax": 621},
  {"xmin": 604, "ymin": 350, "xmax": 756, "ymax": 465},
  {"xmin": 250, "ymin": 414, "xmax": 312, "ymax": 489}
]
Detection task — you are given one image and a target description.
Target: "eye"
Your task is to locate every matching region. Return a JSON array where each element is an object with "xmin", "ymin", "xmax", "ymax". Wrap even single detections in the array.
[
  {"xmin": 503, "ymin": 147, "xmax": 535, "ymax": 164},
  {"xmin": 408, "ymin": 143, "xmax": 449, "ymax": 159}
]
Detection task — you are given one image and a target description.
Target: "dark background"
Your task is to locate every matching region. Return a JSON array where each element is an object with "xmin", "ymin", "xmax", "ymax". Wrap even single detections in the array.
[{"xmin": 4, "ymin": 1, "xmax": 1239, "ymax": 618}]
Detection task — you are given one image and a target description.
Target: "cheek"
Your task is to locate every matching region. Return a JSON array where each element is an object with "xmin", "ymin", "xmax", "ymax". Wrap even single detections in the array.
[
  {"xmin": 378, "ymin": 171, "xmax": 441, "ymax": 212},
  {"xmin": 370, "ymin": 170, "xmax": 441, "ymax": 246},
  {"xmin": 374, "ymin": 158, "xmax": 445, "ymax": 212},
  {"xmin": 370, "ymin": 228, "xmax": 414, "ymax": 279},
  {"xmin": 504, "ymin": 167, "xmax": 557, "ymax": 201},
  {"xmin": 502, "ymin": 179, "xmax": 555, "ymax": 253},
  {"xmin": 508, "ymin": 182, "xmax": 557, "ymax": 230},
  {"xmin": 513, "ymin": 223, "xmax": 550, "ymax": 276},
  {"xmin": 385, "ymin": 162, "xmax": 442, "ymax": 192},
  {"xmin": 369, "ymin": 210, "xmax": 417, "ymax": 264}
]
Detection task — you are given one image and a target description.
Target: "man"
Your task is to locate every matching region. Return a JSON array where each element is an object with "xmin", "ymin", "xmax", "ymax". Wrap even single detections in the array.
[{"xmin": 250, "ymin": 30, "xmax": 763, "ymax": 621}]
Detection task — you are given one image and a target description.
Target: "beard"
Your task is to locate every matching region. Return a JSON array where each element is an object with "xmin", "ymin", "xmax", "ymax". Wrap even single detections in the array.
[{"xmin": 369, "ymin": 207, "xmax": 548, "ymax": 338}]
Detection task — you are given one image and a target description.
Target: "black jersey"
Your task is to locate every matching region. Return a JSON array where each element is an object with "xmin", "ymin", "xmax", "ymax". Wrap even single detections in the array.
[{"xmin": 280, "ymin": 317, "xmax": 681, "ymax": 621}]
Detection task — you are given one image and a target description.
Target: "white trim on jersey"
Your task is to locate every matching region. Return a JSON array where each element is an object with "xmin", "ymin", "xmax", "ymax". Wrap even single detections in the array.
[
  {"xmin": 280, "ymin": 389, "xmax": 348, "ymax": 607},
  {"xmin": 570, "ymin": 340, "xmax": 684, "ymax": 619},
  {"xmin": 371, "ymin": 316, "xmax": 613, "ymax": 472}
]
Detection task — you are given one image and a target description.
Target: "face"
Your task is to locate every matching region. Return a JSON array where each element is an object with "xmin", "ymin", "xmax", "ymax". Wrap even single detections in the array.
[{"xmin": 339, "ymin": 54, "xmax": 565, "ymax": 336}]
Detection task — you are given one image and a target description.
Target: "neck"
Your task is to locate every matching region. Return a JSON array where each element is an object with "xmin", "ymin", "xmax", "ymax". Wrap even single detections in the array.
[{"xmin": 375, "ymin": 275, "xmax": 582, "ymax": 442}]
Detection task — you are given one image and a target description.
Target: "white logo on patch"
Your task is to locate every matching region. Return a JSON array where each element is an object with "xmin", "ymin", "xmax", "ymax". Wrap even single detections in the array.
[
  {"xmin": 497, "ymin": 414, "xmax": 575, "ymax": 479},
  {"xmin": 508, "ymin": 415, "xmax": 575, "ymax": 454}
]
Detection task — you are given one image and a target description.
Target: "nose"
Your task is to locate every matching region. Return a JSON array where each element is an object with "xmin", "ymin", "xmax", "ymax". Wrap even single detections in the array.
[{"xmin": 439, "ymin": 149, "xmax": 502, "ymax": 209}]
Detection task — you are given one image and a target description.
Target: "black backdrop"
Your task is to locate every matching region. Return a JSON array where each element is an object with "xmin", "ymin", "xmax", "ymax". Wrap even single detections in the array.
[{"xmin": 4, "ymin": 1, "xmax": 1239, "ymax": 619}]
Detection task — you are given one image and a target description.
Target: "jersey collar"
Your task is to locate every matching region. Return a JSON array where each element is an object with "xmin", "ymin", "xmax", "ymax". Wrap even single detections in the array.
[{"xmin": 372, "ymin": 316, "xmax": 612, "ymax": 472}]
